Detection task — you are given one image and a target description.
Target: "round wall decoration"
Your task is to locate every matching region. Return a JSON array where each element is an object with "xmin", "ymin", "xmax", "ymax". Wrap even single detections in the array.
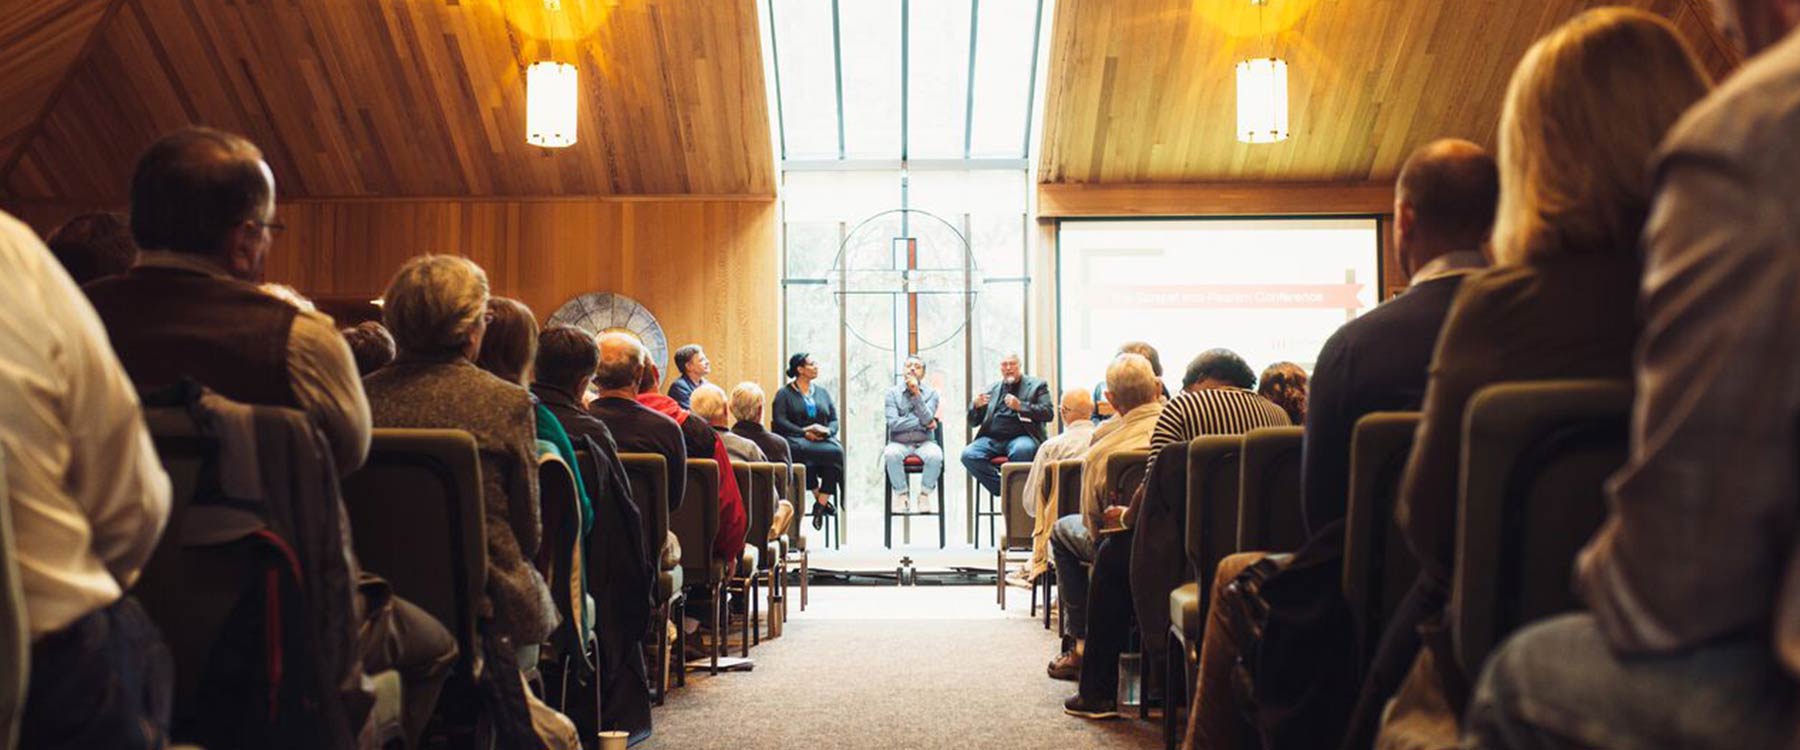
[{"xmin": 547, "ymin": 292, "xmax": 670, "ymax": 374}]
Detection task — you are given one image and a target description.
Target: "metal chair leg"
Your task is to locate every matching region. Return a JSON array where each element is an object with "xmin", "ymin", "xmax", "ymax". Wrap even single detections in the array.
[{"xmin": 996, "ymin": 548, "xmax": 1006, "ymax": 608}]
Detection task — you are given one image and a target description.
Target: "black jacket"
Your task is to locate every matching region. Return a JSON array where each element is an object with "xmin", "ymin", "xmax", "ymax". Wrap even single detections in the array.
[
  {"xmin": 771, "ymin": 382, "xmax": 839, "ymax": 441},
  {"xmin": 968, "ymin": 375, "xmax": 1054, "ymax": 442}
]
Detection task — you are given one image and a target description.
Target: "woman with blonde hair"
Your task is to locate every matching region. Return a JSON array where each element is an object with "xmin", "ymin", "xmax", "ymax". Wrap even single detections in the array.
[{"xmin": 1364, "ymin": 9, "xmax": 1712, "ymax": 749}]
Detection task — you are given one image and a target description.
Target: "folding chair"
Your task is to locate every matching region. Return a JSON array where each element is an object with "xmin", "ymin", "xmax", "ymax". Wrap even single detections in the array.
[
  {"xmin": 1341, "ymin": 412, "xmax": 1421, "ymax": 677},
  {"xmin": 672, "ymin": 460, "xmax": 724, "ymax": 674},
  {"xmin": 613, "ymin": 453, "xmax": 682, "ymax": 702},
  {"xmin": 1044, "ymin": 459, "xmax": 1086, "ymax": 629},
  {"xmin": 533, "ymin": 455, "xmax": 599, "ymax": 737},
  {"xmin": 1236, "ymin": 426, "xmax": 1307, "ymax": 552},
  {"xmin": 995, "ymin": 462, "xmax": 1035, "ymax": 608},
  {"xmin": 1164, "ymin": 435, "xmax": 1241, "ymax": 749},
  {"xmin": 725, "ymin": 462, "xmax": 761, "ymax": 656}
]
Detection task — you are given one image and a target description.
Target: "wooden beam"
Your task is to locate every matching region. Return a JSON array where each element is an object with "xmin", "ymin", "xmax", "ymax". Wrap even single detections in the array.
[{"xmin": 1036, "ymin": 181, "xmax": 1393, "ymax": 218}]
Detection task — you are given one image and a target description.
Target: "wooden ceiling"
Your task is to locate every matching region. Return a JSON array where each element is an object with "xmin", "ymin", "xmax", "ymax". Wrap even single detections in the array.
[
  {"xmin": 0, "ymin": 0, "xmax": 774, "ymax": 201},
  {"xmin": 1038, "ymin": 0, "xmax": 1740, "ymax": 185}
]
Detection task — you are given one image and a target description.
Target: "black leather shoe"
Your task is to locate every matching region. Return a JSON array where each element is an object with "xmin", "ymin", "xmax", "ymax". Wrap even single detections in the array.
[
  {"xmin": 1063, "ymin": 693, "xmax": 1119, "ymax": 720},
  {"xmin": 811, "ymin": 504, "xmax": 826, "ymax": 530}
]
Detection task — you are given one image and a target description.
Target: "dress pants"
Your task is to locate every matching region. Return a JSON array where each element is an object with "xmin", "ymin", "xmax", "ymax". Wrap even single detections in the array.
[
  {"xmin": 359, "ymin": 576, "xmax": 460, "ymax": 747},
  {"xmin": 19, "ymin": 596, "xmax": 172, "ymax": 750},
  {"xmin": 962, "ymin": 434, "xmax": 1039, "ymax": 495},
  {"xmin": 1076, "ymin": 529, "xmax": 1136, "ymax": 701}
]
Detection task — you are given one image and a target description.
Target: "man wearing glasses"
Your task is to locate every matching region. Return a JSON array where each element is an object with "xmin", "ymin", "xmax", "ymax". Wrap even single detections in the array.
[{"xmin": 85, "ymin": 127, "xmax": 370, "ymax": 473}]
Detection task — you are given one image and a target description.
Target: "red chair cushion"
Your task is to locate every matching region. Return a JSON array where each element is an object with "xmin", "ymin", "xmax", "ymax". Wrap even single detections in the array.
[
  {"xmin": 903, "ymin": 456, "xmax": 925, "ymax": 467},
  {"xmin": 990, "ymin": 456, "xmax": 1009, "ymax": 466}
]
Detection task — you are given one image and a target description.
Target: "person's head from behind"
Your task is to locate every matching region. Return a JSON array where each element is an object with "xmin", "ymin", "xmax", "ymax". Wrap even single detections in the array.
[
  {"xmin": 130, "ymin": 127, "xmax": 278, "ymax": 282},
  {"xmin": 1182, "ymin": 348, "xmax": 1256, "ymax": 392},
  {"xmin": 1394, "ymin": 140, "xmax": 1499, "ymax": 276},
  {"xmin": 1493, "ymin": 8, "xmax": 1712, "ymax": 266},
  {"xmin": 673, "ymin": 344, "xmax": 710, "ymax": 381},
  {"xmin": 998, "ymin": 352, "xmax": 1023, "ymax": 384},
  {"xmin": 593, "ymin": 332, "xmax": 646, "ymax": 394},
  {"xmin": 1103, "ymin": 353, "xmax": 1159, "ymax": 415},
  {"xmin": 474, "ymin": 297, "xmax": 538, "ymax": 387},
  {"xmin": 536, "ymin": 325, "xmax": 600, "ymax": 396},
  {"xmin": 382, "ymin": 255, "xmax": 490, "ymax": 362},
  {"xmin": 1058, "ymin": 387, "xmax": 1096, "ymax": 423},
  {"xmin": 729, "ymin": 382, "xmax": 767, "ymax": 425},
  {"xmin": 341, "ymin": 321, "xmax": 396, "ymax": 377},
  {"xmin": 1258, "ymin": 361, "xmax": 1310, "ymax": 425},
  {"xmin": 638, "ymin": 359, "xmax": 662, "ymax": 395},
  {"xmin": 1711, "ymin": 0, "xmax": 1800, "ymax": 55},
  {"xmin": 47, "ymin": 212, "xmax": 138, "ymax": 285},
  {"xmin": 1117, "ymin": 341, "xmax": 1163, "ymax": 378},
  {"xmin": 690, "ymin": 383, "xmax": 731, "ymax": 427}
]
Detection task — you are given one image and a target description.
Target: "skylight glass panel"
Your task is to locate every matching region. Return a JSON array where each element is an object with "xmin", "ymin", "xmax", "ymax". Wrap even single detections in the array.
[
  {"xmin": 837, "ymin": 1, "xmax": 904, "ymax": 159},
  {"xmin": 905, "ymin": 0, "xmax": 973, "ymax": 159},
  {"xmin": 771, "ymin": 0, "xmax": 841, "ymax": 159},
  {"xmin": 967, "ymin": 0, "xmax": 1040, "ymax": 158}
]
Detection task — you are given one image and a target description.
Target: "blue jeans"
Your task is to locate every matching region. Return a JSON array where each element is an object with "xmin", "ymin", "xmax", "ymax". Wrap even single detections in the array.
[
  {"xmin": 882, "ymin": 441, "xmax": 943, "ymax": 492},
  {"xmin": 20, "ymin": 596, "xmax": 172, "ymax": 750},
  {"xmin": 961, "ymin": 434, "xmax": 1039, "ymax": 495},
  {"xmin": 1050, "ymin": 514, "xmax": 1096, "ymax": 640},
  {"xmin": 1465, "ymin": 613, "xmax": 1796, "ymax": 750}
]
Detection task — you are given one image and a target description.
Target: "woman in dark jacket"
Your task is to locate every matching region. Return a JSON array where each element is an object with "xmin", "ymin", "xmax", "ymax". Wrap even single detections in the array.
[{"xmin": 771, "ymin": 352, "xmax": 844, "ymax": 529}]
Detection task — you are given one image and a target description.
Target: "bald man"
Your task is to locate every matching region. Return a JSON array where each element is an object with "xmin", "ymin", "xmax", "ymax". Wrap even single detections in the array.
[
  {"xmin": 1010, "ymin": 388, "xmax": 1098, "ymax": 585},
  {"xmin": 587, "ymin": 332, "xmax": 688, "ymax": 512}
]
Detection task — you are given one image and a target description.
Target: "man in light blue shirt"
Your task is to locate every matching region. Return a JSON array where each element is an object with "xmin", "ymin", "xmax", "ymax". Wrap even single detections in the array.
[{"xmin": 882, "ymin": 356, "xmax": 942, "ymax": 513}]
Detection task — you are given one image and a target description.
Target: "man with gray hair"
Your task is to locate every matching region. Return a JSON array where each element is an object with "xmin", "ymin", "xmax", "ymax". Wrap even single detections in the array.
[
  {"xmin": 587, "ymin": 332, "xmax": 688, "ymax": 514},
  {"xmin": 1046, "ymin": 353, "xmax": 1164, "ymax": 685},
  {"xmin": 882, "ymin": 355, "xmax": 943, "ymax": 513},
  {"xmin": 962, "ymin": 352, "xmax": 1054, "ymax": 495},
  {"xmin": 1009, "ymin": 388, "xmax": 1097, "ymax": 586}
]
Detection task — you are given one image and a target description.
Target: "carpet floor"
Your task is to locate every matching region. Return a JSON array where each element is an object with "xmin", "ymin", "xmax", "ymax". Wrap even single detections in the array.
[{"xmin": 642, "ymin": 586, "xmax": 1164, "ymax": 749}]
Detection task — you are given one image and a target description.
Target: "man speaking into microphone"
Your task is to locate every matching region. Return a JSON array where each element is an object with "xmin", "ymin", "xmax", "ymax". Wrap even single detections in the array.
[{"xmin": 961, "ymin": 352, "xmax": 1053, "ymax": 496}]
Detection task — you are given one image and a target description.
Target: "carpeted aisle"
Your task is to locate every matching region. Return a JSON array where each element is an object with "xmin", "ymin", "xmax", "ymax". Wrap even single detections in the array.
[{"xmin": 644, "ymin": 586, "xmax": 1163, "ymax": 749}]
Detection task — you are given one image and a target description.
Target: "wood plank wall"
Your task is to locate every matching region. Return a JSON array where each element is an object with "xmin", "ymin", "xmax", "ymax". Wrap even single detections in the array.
[{"xmin": 6, "ymin": 197, "xmax": 783, "ymax": 390}]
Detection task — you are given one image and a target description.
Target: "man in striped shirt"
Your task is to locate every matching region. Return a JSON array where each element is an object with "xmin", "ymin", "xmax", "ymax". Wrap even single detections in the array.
[{"xmin": 1064, "ymin": 348, "xmax": 1292, "ymax": 718}]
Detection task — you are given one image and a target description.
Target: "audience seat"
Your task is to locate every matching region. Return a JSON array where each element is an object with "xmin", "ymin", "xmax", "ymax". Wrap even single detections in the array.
[
  {"xmin": 613, "ymin": 453, "xmax": 682, "ymax": 703},
  {"xmin": 971, "ymin": 455, "xmax": 1011, "ymax": 548},
  {"xmin": 1046, "ymin": 459, "xmax": 1086, "ymax": 628},
  {"xmin": 996, "ymin": 462, "xmax": 1034, "ymax": 609},
  {"xmin": 0, "ymin": 451, "xmax": 22, "ymax": 750},
  {"xmin": 1341, "ymin": 412, "xmax": 1422, "ymax": 676},
  {"xmin": 726, "ymin": 462, "xmax": 761, "ymax": 656},
  {"xmin": 1236, "ymin": 426, "xmax": 1307, "ymax": 552},
  {"xmin": 340, "ymin": 428, "xmax": 486, "ymax": 743},
  {"xmin": 785, "ymin": 464, "xmax": 811, "ymax": 612},
  {"xmin": 534, "ymin": 455, "xmax": 599, "ymax": 734},
  {"xmin": 749, "ymin": 463, "xmax": 786, "ymax": 636},
  {"xmin": 672, "ymin": 459, "xmax": 724, "ymax": 674},
  {"xmin": 1451, "ymin": 380, "xmax": 1630, "ymax": 679},
  {"xmin": 1102, "ymin": 449, "xmax": 1153, "ymax": 514},
  {"xmin": 1166, "ymin": 434, "xmax": 1242, "ymax": 747}
]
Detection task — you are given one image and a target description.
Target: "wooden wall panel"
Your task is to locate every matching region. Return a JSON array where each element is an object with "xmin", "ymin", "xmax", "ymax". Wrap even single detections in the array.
[
  {"xmin": 1039, "ymin": 0, "xmax": 1739, "ymax": 185},
  {"xmin": 0, "ymin": 0, "xmax": 117, "ymax": 174},
  {"xmin": 1, "ymin": 196, "xmax": 782, "ymax": 389},
  {"xmin": 4, "ymin": 0, "xmax": 773, "ymax": 201},
  {"xmin": 1038, "ymin": 181, "xmax": 1392, "ymax": 217},
  {"xmin": 268, "ymin": 198, "xmax": 782, "ymax": 388}
]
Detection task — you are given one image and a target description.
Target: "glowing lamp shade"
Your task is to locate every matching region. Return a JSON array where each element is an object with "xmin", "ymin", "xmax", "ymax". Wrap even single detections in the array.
[
  {"xmin": 1236, "ymin": 58, "xmax": 1289, "ymax": 144},
  {"xmin": 527, "ymin": 61, "xmax": 578, "ymax": 148}
]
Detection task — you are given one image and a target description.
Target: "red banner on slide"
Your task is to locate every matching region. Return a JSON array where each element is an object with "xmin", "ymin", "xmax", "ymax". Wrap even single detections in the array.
[{"xmin": 1089, "ymin": 283, "xmax": 1365, "ymax": 310}]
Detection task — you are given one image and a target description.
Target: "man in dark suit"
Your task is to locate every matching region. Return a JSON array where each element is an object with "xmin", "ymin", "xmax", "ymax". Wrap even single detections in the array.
[{"xmin": 960, "ymin": 352, "xmax": 1054, "ymax": 495}]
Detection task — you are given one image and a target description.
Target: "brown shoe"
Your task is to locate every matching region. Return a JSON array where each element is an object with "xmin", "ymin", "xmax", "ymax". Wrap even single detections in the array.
[{"xmin": 1047, "ymin": 649, "xmax": 1081, "ymax": 681}]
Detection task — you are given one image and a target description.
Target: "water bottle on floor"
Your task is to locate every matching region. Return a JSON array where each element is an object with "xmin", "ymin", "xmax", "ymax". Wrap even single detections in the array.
[{"xmin": 1117, "ymin": 652, "xmax": 1142, "ymax": 708}]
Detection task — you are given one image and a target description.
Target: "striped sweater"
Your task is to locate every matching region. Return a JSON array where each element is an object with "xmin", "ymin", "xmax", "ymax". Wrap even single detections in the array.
[{"xmin": 1128, "ymin": 387, "xmax": 1292, "ymax": 519}]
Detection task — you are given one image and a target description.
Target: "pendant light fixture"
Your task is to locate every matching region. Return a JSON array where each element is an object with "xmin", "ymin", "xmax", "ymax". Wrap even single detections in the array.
[
  {"xmin": 1236, "ymin": 0, "xmax": 1289, "ymax": 144},
  {"xmin": 527, "ymin": 61, "xmax": 578, "ymax": 148}
]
